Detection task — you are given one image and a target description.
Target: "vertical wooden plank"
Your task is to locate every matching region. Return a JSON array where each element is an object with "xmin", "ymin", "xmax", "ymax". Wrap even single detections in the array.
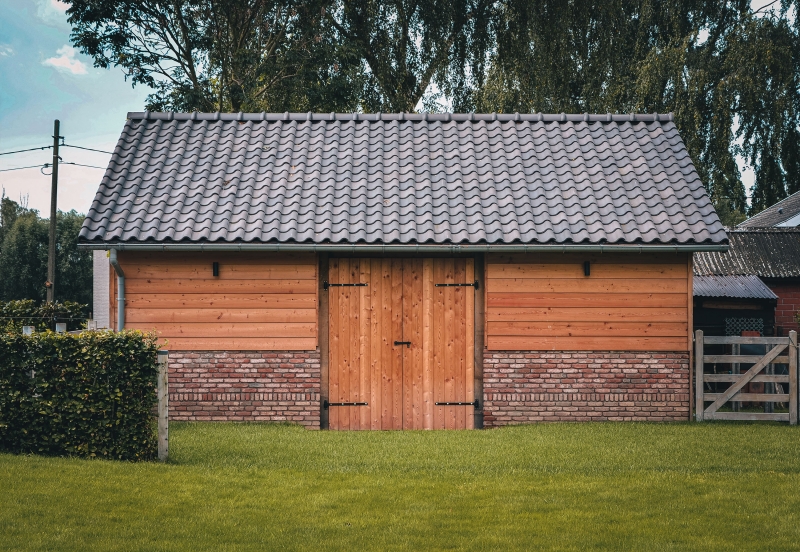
[
  {"xmin": 328, "ymin": 259, "xmax": 340, "ymax": 430},
  {"xmin": 789, "ymin": 330, "xmax": 797, "ymax": 426},
  {"xmin": 381, "ymin": 258, "xmax": 392, "ymax": 429},
  {"xmin": 444, "ymin": 258, "xmax": 456, "ymax": 429},
  {"xmin": 358, "ymin": 260, "xmax": 370, "ymax": 430},
  {"xmin": 391, "ymin": 258, "xmax": 404, "ymax": 429},
  {"xmin": 453, "ymin": 259, "xmax": 466, "ymax": 429},
  {"xmin": 695, "ymin": 329, "xmax": 704, "ymax": 421},
  {"xmin": 413, "ymin": 258, "xmax": 424, "ymax": 430},
  {"xmin": 340, "ymin": 259, "xmax": 351, "ymax": 430},
  {"xmin": 369, "ymin": 259, "xmax": 381, "ymax": 430},
  {"xmin": 348, "ymin": 259, "xmax": 360, "ymax": 430},
  {"xmin": 403, "ymin": 259, "xmax": 424, "ymax": 430},
  {"xmin": 422, "ymin": 258, "xmax": 434, "ymax": 429},
  {"xmin": 433, "ymin": 259, "xmax": 445, "ymax": 429},
  {"xmin": 319, "ymin": 254, "xmax": 329, "ymax": 430},
  {"xmin": 473, "ymin": 254, "xmax": 485, "ymax": 429},
  {"xmin": 466, "ymin": 258, "xmax": 475, "ymax": 430},
  {"xmin": 157, "ymin": 350, "xmax": 169, "ymax": 461},
  {"xmin": 402, "ymin": 259, "xmax": 412, "ymax": 430}
]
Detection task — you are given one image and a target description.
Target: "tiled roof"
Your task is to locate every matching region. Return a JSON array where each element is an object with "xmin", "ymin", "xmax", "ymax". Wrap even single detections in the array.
[
  {"xmin": 79, "ymin": 111, "xmax": 727, "ymax": 246},
  {"xmin": 739, "ymin": 190, "xmax": 800, "ymax": 228},
  {"xmin": 693, "ymin": 228, "xmax": 800, "ymax": 278},
  {"xmin": 693, "ymin": 274, "xmax": 778, "ymax": 300}
]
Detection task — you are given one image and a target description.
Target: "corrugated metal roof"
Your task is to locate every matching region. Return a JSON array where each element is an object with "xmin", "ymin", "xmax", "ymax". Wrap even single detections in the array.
[
  {"xmin": 739, "ymin": 190, "xmax": 800, "ymax": 228},
  {"xmin": 693, "ymin": 228, "xmax": 800, "ymax": 278},
  {"xmin": 79, "ymin": 111, "xmax": 727, "ymax": 246},
  {"xmin": 694, "ymin": 274, "xmax": 778, "ymax": 299}
]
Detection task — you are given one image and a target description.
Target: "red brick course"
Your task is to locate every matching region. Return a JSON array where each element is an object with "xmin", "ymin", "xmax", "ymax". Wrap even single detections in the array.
[
  {"xmin": 483, "ymin": 351, "xmax": 690, "ymax": 425},
  {"xmin": 168, "ymin": 350, "xmax": 321, "ymax": 428},
  {"xmin": 767, "ymin": 282, "xmax": 800, "ymax": 334}
]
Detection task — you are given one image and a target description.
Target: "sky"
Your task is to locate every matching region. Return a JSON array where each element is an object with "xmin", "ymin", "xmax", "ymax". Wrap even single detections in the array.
[
  {"xmin": 0, "ymin": 0, "xmax": 779, "ymax": 217},
  {"xmin": 0, "ymin": 0, "xmax": 148, "ymax": 215}
]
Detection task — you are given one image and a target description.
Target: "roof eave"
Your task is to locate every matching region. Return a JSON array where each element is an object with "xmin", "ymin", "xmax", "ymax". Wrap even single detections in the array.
[{"xmin": 77, "ymin": 242, "xmax": 730, "ymax": 253}]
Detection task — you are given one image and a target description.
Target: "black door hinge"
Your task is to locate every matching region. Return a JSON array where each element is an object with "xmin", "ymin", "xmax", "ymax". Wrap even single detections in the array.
[
  {"xmin": 394, "ymin": 341, "xmax": 411, "ymax": 348},
  {"xmin": 434, "ymin": 280, "xmax": 479, "ymax": 290},
  {"xmin": 323, "ymin": 281, "xmax": 368, "ymax": 290},
  {"xmin": 435, "ymin": 399, "xmax": 480, "ymax": 409},
  {"xmin": 323, "ymin": 400, "xmax": 369, "ymax": 409}
]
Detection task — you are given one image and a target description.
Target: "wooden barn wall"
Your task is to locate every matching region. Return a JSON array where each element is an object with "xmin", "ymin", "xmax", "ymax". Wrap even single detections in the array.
[
  {"xmin": 485, "ymin": 253, "xmax": 691, "ymax": 352},
  {"xmin": 109, "ymin": 252, "xmax": 318, "ymax": 350}
]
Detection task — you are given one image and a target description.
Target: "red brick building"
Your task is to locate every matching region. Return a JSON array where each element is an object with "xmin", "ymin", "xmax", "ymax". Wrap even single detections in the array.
[{"xmin": 694, "ymin": 228, "xmax": 800, "ymax": 336}]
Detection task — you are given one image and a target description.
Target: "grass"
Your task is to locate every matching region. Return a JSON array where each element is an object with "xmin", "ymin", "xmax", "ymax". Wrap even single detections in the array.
[{"xmin": 1, "ymin": 422, "xmax": 800, "ymax": 551}]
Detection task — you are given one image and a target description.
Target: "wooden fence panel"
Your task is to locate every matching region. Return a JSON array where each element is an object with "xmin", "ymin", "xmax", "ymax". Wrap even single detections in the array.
[{"xmin": 695, "ymin": 330, "xmax": 797, "ymax": 425}]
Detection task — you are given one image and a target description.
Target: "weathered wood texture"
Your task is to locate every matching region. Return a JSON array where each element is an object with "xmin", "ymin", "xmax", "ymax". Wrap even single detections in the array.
[
  {"xmin": 695, "ymin": 330, "xmax": 798, "ymax": 425},
  {"xmin": 111, "ymin": 252, "xmax": 317, "ymax": 350},
  {"xmin": 157, "ymin": 350, "xmax": 169, "ymax": 461},
  {"xmin": 327, "ymin": 258, "xmax": 474, "ymax": 430},
  {"xmin": 485, "ymin": 253, "xmax": 691, "ymax": 351}
]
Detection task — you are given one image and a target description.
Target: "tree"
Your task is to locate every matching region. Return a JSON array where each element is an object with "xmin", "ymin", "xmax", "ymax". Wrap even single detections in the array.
[
  {"xmin": 55, "ymin": 211, "xmax": 94, "ymax": 307},
  {"xmin": 325, "ymin": 0, "xmax": 492, "ymax": 112},
  {"xmin": 476, "ymin": 0, "xmax": 800, "ymax": 216},
  {"xmin": 66, "ymin": 0, "xmax": 363, "ymax": 112},
  {"xmin": 0, "ymin": 204, "xmax": 92, "ymax": 306},
  {"xmin": 0, "ymin": 211, "xmax": 49, "ymax": 302}
]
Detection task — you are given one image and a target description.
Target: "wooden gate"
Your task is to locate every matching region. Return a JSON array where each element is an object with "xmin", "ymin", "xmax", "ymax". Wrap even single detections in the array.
[
  {"xmin": 694, "ymin": 330, "xmax": 797, "ymax": 423},
  {"xmin": 326, "ymin": 258, "xmax": 475, "ymax": 430}
]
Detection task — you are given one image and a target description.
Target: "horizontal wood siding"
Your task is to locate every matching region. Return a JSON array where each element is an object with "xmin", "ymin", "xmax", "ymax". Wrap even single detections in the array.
[
  {"xmin": 116, "ymin": 252, "xmax": 317, "ymax": 350},
  {"xmin": 486, "ymin": 253, "xmax": 690, "ymax": 351}
]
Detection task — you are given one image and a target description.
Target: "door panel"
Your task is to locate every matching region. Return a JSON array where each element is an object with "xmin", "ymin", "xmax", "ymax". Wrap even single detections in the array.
[{"xmin": 328, "ymin": 258, "xmax": 474, "ymax": 430}]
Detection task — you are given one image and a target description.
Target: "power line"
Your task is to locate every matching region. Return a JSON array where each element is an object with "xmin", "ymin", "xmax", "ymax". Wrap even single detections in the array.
[
  {"xmin": 0, "ymin": 164, "xmax": 46, "ymax": 173},
  {"xmin": 1, "ymin": 143, "xmax": 114, "ymax": 157},
  {"xmin": 61, "ymin": 161, "xmax": 106, "ymax": 170},
  {"xmin": 0, "ymin": 145, "xmax": 51, "ymax": 156},
  {"xmin": 0, "ymin": 161, "xmax": 106, "ymax": 173},
  {"xmin": 62, "ymin": 144, "xmax": 114, "ymax": 155}
]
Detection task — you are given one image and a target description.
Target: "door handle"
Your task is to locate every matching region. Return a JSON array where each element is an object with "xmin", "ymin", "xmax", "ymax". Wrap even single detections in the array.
[{"xmin": 394, "ymin": 341, "xmax": 411, "ymax": 348}]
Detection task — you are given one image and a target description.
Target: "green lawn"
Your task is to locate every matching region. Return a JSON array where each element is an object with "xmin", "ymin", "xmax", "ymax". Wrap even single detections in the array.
[{"xmin": 1, "ymin": 423, "xmax": 799, "ymax": 551}]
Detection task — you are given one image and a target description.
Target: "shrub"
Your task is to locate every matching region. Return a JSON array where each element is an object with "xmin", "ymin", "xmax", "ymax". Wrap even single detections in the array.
[
  {"xmin": 0, "ymin": 330, "xmax": 159, "ymax": 460},
  {"xmin": 0, "ymin": 300, "xmax": 88, "ymax": 333}
]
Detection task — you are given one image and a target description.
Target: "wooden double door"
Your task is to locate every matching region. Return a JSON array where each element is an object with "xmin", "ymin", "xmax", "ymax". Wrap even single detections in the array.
[{"xmin": 327, "ymin": 258, "xmax": 476, "ymax": 430}]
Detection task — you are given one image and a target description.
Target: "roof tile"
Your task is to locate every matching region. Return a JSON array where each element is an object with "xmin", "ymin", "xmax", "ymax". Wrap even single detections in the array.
[{"xmin": 80, "ymin": 113, "xmax": 727, "ymax": 245}]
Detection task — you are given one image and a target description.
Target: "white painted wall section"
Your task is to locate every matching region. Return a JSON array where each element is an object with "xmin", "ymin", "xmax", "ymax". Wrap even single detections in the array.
[{"xmin": 93, "ymin": 249, "xmax": 110, "ymax": 328}]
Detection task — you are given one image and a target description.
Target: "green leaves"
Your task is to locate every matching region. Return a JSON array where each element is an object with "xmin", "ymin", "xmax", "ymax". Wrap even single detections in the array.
[{"xmin": 0, "ymin": 330, "xmax": 159, "ymax": 461}]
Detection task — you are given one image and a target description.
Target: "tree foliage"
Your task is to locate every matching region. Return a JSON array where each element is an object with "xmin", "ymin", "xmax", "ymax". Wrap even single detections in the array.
[
  {"xmin": 65, "ymin": 0, "xmax": 800, "ymax": 215},
  {"xmin": 0, "ymin": 196, "xmax": 92, "ymax": 306},
  {"xmin": 478, "ymin": 0, "xmax": 800, "ymax": 217},
  {"xmin": 67, "ymin": 0, "xmax": 364, "ymax": 112}
]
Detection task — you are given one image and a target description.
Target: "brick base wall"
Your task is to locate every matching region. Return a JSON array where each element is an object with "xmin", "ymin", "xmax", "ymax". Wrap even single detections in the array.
[
  {"xmin": 168, "ymin": 350, "xmax": 321, "ymax": 428},
  {"xmin": 483, "ymin": 351, "xmax": 690, "ymax": 425}
]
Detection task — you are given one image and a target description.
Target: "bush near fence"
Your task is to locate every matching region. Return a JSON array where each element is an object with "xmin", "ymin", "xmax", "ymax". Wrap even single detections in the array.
[
  {"xmin": 0, "ymin": 300, "xmax": 88, "ymax": 333},
  {"xmin": 0, "ymin": 330, "xmax": 159, "ymax": 460}
]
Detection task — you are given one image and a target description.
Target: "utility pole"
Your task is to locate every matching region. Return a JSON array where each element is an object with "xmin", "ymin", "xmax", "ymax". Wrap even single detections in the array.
[{"xmin": 46, "ymin": 120, "xmax": 60, "ymax": 303}]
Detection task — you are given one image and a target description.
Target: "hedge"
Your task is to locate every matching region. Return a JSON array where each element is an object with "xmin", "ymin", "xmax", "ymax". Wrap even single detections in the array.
[
  {"xmin": 0, "ymin": 300, "xmax": 88, "ymax": 333},
  {"xmin": 0, "ymin": 330, "xmax": 160, "ymax": 460}
]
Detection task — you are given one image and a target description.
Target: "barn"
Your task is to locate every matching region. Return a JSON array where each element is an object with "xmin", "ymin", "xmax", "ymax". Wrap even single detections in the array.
[{"xmin": 81, "ymin": 111, "xmax": 727, "ymax": 429}]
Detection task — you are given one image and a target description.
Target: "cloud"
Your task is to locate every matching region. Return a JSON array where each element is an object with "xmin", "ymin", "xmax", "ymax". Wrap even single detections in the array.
[
  {"xmin": 43, "ymin": 45, "xmax": 88, "ymax": 75},
  {"xmin": 36, "ymin": 0, "xmax": 70, "ymax": 27},
  {"xmin": 0, "ymin": 45, "xmax": 13, "ymax": 57}
]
